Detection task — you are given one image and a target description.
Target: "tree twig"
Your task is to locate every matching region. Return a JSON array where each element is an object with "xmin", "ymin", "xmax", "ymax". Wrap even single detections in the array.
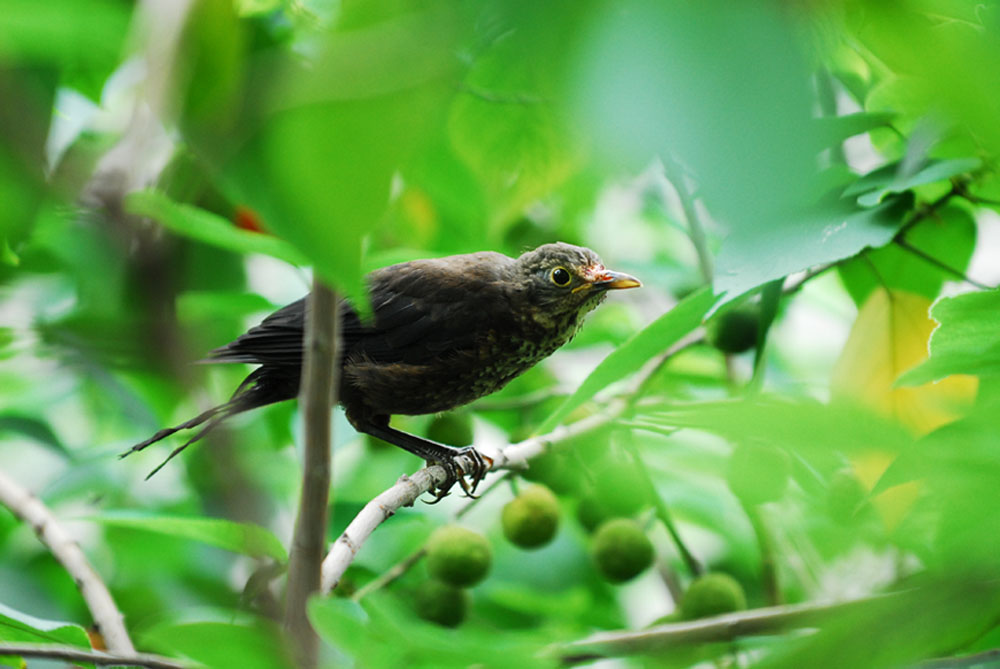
[
  {"xmin": 320, "ymin": 408, "xmax": 618, "ymax": 593},
  {"xmin": 0, "ymin": 643, "xmax": 183, "ymax": 669},
  {"xmin": 556, "ymin": 593, "xmax": 899, "ymax": 664},
  {"xmin": 350, "ymin": 473, "xmax": 512, "ymax": 602},
  {"xmin": 284, "ymin": 281, "xmax": 339, "ymax": 668},
  {"xmin": 894, "ymin": 238, "xmax": 991, "ymax": 290},
  {"xmin": 0, "ymin": 470, "xmax": 135, "ymax": 655},
  {"xmin": 320, "ymin": 334, "xmax": 704, "ymax": 594},
  {"xmin": 916, "ymin": 648, "xmax": 1000, "ymax": 669}
]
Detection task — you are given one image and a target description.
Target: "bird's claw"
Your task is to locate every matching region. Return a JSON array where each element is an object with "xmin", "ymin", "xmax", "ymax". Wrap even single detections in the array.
[{"xmin": 425, "ymin": 447, "xmax": 492, "ymax": 503}]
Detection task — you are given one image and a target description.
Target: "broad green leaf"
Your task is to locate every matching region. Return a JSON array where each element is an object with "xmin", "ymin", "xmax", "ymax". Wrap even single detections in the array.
[
  {"xmin": 537, "ymin": 287, "xmax": 716, "ymax": 434},
  {"xmin": 756, "ymin": 580, "xmax": 1000, "ymax": 669},
  {"xmin": 89, "ymin": 511, "xmax": 287, "ymax": 562},
  {"xmin": 838, "ymin": 204, "xmax": 976, "ymax": 305},
  {"xmin": 0, "ymin": 0, "xmax": 130, "ymax": 101},
  {"xmin": 714, "ymin": 193, "xmax": 912, "ymax": 300},
  {"xmin": 448, "ymin": 11, "xmax": 581, "ymax": 233},
  {"xmin": 221, "ymin": 4, "xmax": 459, "ymax": 312},
  {"xmin": 814, "ymin": 111, "xmax": 896, "ymax": 147},
  {"xmin": 124, "ymin": 191, "xmax": 307, "ymax": 267},
  {"xmin": 0, "ymin": 602, "xmax": 90, "ymax": 649},
  {"xmin": 576, "ymin": 0, "xmax": 829, "ymax": 260},
  {"xmin": 142, "ymin": 620, "xmax": 292, "ymax": 669},
  {"xmin": 845, "ymin": 157, "xmax": 981, "ymax": 207},
  {"xmin": 898, "ymin": 289, "xmax": 1000, "ymax": 386}
]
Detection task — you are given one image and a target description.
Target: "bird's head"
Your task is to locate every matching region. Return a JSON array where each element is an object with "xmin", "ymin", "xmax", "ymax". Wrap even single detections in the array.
[{"xmin": 512, "ymin": 242, "xmax": 641, "ymax": 324}]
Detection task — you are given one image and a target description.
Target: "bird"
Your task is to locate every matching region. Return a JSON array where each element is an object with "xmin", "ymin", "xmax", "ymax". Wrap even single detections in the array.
[{"xmin": 122, "ymin": 242, "xmax": 641, "ymax": 497}]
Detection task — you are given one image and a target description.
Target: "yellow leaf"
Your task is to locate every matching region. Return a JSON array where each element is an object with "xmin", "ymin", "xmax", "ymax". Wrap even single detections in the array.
[{"xmin": 832, "ymin": 288, "xmax": 977, "ymax": 529}]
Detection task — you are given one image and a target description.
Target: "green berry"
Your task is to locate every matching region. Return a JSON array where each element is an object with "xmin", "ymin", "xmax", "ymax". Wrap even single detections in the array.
[
  {"xmin": 414, "ymin": 580, "xmax": 467, "ymax": 628},
  {"xmin": 680, "ymin": 573, "xmax": 747, "ymax": 620},
  {"xmin": 707, "ymin": 306, "xmax": 760, "ymax": 354},
  {"xmin": 590, "ymin": 518, "xmax": 654, "ymax": 583},
  {"xmin": 427, "ymin": 413, "xmax": 474, "ymax": 446},
  {"xmin": 502, "ymin": 485, "xmax": 560, "ymax": 549},
  {"xmin": 726, "ymin": 443, "xmax": 791, "ymax": 506},
  {"xmin": 425, "ymin": 525, "xmax": 492, "ymax": 587}
]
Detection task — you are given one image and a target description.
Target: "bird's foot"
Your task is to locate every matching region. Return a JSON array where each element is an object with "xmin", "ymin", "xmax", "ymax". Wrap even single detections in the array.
[{"xmin": 426, "ymin": 447, "xmax": 493, "ymax": 503}]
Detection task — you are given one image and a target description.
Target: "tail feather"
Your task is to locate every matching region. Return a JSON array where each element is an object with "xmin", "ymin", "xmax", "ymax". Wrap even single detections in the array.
[{"xmin": 122, "ymin": 367, "xmax": 298, "ymax": 478}]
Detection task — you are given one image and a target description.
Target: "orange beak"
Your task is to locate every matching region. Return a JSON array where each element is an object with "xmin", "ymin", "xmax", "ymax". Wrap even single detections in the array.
[
  {"xmin": 594, "ymin": 270, "xmax": 642, "ymax": 290},
  {"xmin": 572, "ymin": 268, "xmax": 642, "ymax": 293}
]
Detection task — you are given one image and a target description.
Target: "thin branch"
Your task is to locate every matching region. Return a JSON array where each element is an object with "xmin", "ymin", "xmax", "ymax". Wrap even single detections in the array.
[
  {"xmin": 782, "ymin": 264, "xmax": 835, "ymax": 296},
  {"xmin": 0, "ymin": 643, "xmax": 183, "ymax": 669},
  {"xmin": 284, "ymin": 281, "xmax": 340, "ymax": 668},
  {"xmin": 320, "ymin": 407, "xmax": 618, "ymax": 593},
  {"xmin": 894, "ymin": 239, "xmax": 992, "ymax": 290},
  {"xmin": 917, "ymin": 648, "xmax": 1000, "ymax": 669},
  {"xmin": 0, "ymin": 470, "xmax": 135, "ymax": 655},
  {"xmin": 320, "ymin": 335, "xmax": 705, "ymax": 594},
  {"xmin": 557, "ymin": 593, "xmax": 898, "ymax": 663},
  {"xmin": 350, "ymin": 472, "xmax": 512, "ymax": 602}
]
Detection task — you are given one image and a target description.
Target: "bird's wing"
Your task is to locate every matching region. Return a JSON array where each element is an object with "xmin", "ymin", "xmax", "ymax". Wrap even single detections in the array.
[
  {"xmin": 352, "ymin": 253, "xmax": 513, "ymax": 364},
  {"xmin": 206, "ymin": 252, "xmax": 513, "ymax": 367}
]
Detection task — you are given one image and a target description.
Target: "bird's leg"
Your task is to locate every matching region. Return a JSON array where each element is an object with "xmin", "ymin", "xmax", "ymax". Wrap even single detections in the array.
[{"xmin": 355, "ymin": 419, "xmax": 491, "ymax": 500}]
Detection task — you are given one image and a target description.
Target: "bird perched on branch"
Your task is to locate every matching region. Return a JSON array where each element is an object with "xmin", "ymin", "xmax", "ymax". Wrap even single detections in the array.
[{"xmin": 123, "ymin": 242, "xmax": 641, "ymax": 497}]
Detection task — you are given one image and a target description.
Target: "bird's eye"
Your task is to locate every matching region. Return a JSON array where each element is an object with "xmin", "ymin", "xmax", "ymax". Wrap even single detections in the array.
[{"xmin": 550, "ymin": 267, "xmax": 571, "ymax": 287}]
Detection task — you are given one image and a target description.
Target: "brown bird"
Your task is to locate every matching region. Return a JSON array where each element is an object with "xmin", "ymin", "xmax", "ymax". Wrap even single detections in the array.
[{"xmin": 123, "ymin": 242, "xmax": 640, "ymax": 496}]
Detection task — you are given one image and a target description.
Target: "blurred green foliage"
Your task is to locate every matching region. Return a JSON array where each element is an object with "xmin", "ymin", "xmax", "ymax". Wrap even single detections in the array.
[{"xmin": 1, "ymin": 0, "xmax": 1000, "ymax": 667}]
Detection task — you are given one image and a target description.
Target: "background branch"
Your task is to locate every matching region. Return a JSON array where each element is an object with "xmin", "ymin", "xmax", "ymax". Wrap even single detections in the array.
[
  {"xmin": 284, "ymin": 281, "xmax": 339, "ymax": 668},
  {"xmin": 0, "ymin": 643, "xmax": 183, "ymax": 669},
  {"xmin": 0, "ymin": 470, "xmax": 135, "ymax": 655},
  {"xmin": 557, "ymin": 593, "xmax": 898, "ymax": 663}
]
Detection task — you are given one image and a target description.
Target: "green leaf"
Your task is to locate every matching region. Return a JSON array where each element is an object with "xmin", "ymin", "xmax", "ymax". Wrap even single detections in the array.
[
  {"xmin": 714, "ymin": 193, "xmax": 913, "ymax": 299},
  {"xmin": 537, "ymin": 286, "xmax": 716, "ymax": 434},
  {"xmin": 89, "ymin": 511, "xmax": 287, "ymax": 562},
  {"xmin": 142, "ymin": 620, "xmax": 292, "ymax": 669},
  {"xmin": 642, "ymin": 396, "xmax": 913, "ymax": 462},
  {"xmin": 448, "ymin": 15, "xmax": 581, "ymax": 233},
  {"xmin": 897, "ymin": 289, "xmax": 1000, "ymax": 386},
  {"xmin": 0, "ymin": 602, "xmax": 90, "ymax": 649},
  {"xmin": 838, "ymin": 204, "xmax": 976, "ymax": 305},
  {"xmin": 124, "ymin": 190, "xmax": 307, "ymax": 267},
  {"xmin": 220, "ymin": 5, "xmax": 459, "ymax": 312},
  {"xmin": 0, "ymin": 413, "xmax": 70, "ymax": 459},
  {"xmin": 814, "ymin": 111, "xmax": 896, "ymax": 147},
  {"xmin": 845, "ymin": 157, "xmax": 980, "ymax": 207}
]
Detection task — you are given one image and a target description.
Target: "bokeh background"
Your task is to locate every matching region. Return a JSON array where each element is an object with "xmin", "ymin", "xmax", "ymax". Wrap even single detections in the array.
[{"xmin": 2, "ymin": 0, "xmax": 1000, "ymax": 667}]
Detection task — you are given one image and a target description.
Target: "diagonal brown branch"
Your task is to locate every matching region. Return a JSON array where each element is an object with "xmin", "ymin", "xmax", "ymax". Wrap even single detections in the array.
[
  {"xmin": 0, "ymin": 470, "xmax": 135, "ymax": 655},
  {"xmin": 0, "ymin": 643, "xmax": 183, "ymax": 669},
  {"xmin": 320, "ymin": 333, "xmax": 703, "ymax": 594},
  {"xmin": 284, "ymin": 281, "xmax": 340, "ymax": 668}
]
